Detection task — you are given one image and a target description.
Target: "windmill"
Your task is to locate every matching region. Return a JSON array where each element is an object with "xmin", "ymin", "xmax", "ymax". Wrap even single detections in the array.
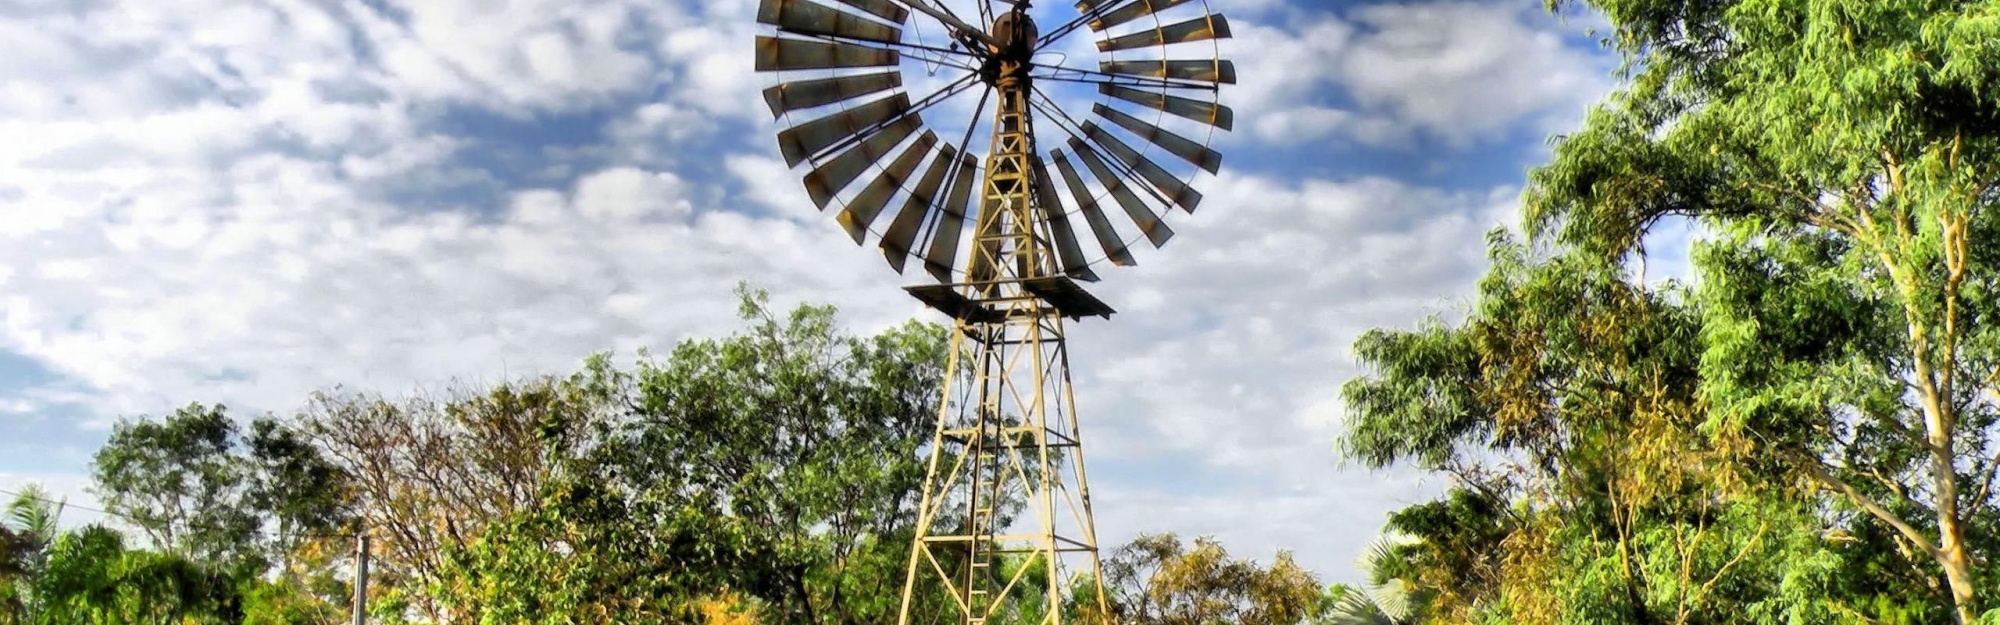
[{"xmin": 752, "ymin": 0, "xmax": 1233, "ymax": 622}]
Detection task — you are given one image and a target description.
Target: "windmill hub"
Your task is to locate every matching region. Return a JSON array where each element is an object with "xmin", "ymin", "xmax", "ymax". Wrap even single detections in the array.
[
  {"xmin": 987, "ymin": 10, "xmax": 1038, "ymax": 58},
  {"xmin": 981, "ymin": 10, "xmax": 1037, "ymax": 86}
]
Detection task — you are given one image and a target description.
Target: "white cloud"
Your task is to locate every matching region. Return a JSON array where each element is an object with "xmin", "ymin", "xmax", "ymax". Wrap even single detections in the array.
[
  {"xmin": 1224, "ymin": 1, "xmax": 1609, "ymax": 149},
  {"xmin": 2, "ymin": 151, "xmax": 922, "ymax": 420},
  {"xmin": 353, "ymin": 0, "xmax": 658, "ymax": 112},
  {"xmin": 1095, "ymin": 468, "xmax": 1443, "ymax": 583},
  {"xmin": 1075, "ymin": 175, "xmax": 1516, "ymax": 472},
  {"xmin": 1339, "ymin": 2, "xmax": 1609, "ymax": 147},
  {"xmin": 1252, "ymin": 106, "xmax": 1411, "ymax": 148},
  {"xmin": 0, "ymin": 0, "xmax": 1612, "ymax": 587}
]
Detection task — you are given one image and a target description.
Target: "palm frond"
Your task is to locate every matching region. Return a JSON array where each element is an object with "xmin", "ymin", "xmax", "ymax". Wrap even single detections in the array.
[
  {"xmin": 1351, "ymin": 532, "xmax": 1421, "ymax": 624},
  {"xmin": 5, "ymin": 483, "xmax": 64, "ymax": 542}
]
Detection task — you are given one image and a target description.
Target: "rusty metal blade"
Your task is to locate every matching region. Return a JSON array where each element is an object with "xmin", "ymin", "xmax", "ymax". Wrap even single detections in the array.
[
  {"xmin": 805, "ymin": 114, "xmax": 921, "ymax": 207},
  {"xmin": 924, "ymin": 151, "xmax": 980, "ymax": 283},
  {"xmin": 763, "ymin": 72, "xmax": 902, "ymax": 118},
  {"xmin": 758, "ymin": 0, "xmax": 901, "ymax": 42},
  {"xmin": 755, "ymin": 36, "xmax": 900, "ymax": 72},
  {"xmin": 831, "ymin": 0, "xmax": 907, "ymax": 23},
  {"xmin": 1098, "ymin": 15, "xmax": 1231, "ymax": 52},
  {"xmin": 1100, "ymin": 84, "xmax": 1234, "ymax": 130},
  {"xmin": 1089, "ymin": 0, "xmax": 1197, "ymax": 31},
  {"xmin": 777, "ymin": 92, "xmax": 911, "ymax": 167},
  {"xmin": 880, "ymin": 146, "xmax": 958, "ymax": 274},
  {"xmin": 1081, "ymin": 121, "xmax": 1203, "ymax": 212},
  {"xmin": 1099, "ymin": 59, "xmax": 1237, "ymax": 84},
  {"xmin": 1093, "ymin": 104, "xmax": 1221, "ymax": 173},
  {"xmin": 837, "ymin": 131, "xmax": 937, "ymax": 242},
  {"xmin": 1068, "ymin": 137, "xmax": 1173, "ymax": 247},
  {"xmin": 1031, "ymin": 155, "xmax": 1100, "ymax": 282},
  {"xmin": 1051, "ymin": 149, "xmax": 1138, "ymax": 265}
]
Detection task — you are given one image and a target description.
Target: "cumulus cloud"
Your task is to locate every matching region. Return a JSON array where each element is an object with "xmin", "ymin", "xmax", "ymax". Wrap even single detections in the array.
[
  {"xmin": 1338, "ymin": 2, "xmax": 1609, "ymax": 146},
  {"xmin": 1225, "ymin": 1, "xmax": 1609, "ymax": 149},
  {"xmin": 0, "ymin": 0, "xmax": 1617, "ymax": 584},
  {"xmin": 1075, "ymin": 175, "xmax": 1517, "ymax": 471},
  {"xmin": 352, "ymin": 0, "xmax": 658, "ymax": 111}
]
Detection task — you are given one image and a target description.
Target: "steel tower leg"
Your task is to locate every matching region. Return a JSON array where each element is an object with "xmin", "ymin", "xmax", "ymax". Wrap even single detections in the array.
[{"xmin": 897, "ymin": 68, "xmax": 1111, "ymax": 625}]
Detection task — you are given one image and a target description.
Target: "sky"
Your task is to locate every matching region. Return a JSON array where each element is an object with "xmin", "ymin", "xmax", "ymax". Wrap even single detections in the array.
[{"xmin": 0, "ymin": 0, "xmax": 1647, "ymax": 584}]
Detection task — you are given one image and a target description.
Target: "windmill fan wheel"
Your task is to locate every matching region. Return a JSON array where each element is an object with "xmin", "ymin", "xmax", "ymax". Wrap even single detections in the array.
[{"xmin": 754, "ymin": 0, "xmax": 1235, "ymax": 285}]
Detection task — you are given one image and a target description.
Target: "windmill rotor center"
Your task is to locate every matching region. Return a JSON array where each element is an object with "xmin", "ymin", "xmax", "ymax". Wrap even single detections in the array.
[{"xmin": 979, "ymin": 10, "xmax": 1038, "ymax": 86}]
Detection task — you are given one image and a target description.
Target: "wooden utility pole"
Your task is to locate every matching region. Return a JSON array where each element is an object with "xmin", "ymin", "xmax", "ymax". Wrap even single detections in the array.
[{"xmin": 352, "ymin": 533, "xmax": 370, "ymax": 625}]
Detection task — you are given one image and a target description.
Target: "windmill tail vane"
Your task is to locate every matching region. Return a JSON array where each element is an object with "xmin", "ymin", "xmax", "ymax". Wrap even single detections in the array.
[{"xmin": 753, "ymin": 0, "xmax": 1233, "ymax": 621}]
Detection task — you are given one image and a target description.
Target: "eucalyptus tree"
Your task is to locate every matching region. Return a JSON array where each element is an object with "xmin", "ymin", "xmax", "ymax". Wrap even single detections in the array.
[
  {"xmin": 1344, "ymin": 0, "xmax": 2000, "ymax": 620},
  {"xmin": 1521, "ymin": 0, "xmax": 2000, "ymax": 619},
  {"xmin": 1339, "ymin": 232, "xmax": 1942, "ymax": 622}
]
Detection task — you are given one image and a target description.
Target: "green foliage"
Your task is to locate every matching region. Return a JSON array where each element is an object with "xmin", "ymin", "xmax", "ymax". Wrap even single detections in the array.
[
  {"xmin": 1089, "ymin": 532, "xmax": 1324, "ymax": 625},
  {"xmin": 1318, "ymin": 532, "xmax": 1423, "ymax": 625},
  {"xmin": 92, "ymin": 404, "xmax": 263, "ymax": 566},
  {"xmin": 92, "ymin": 404, "xmax": 353, "ymax": 573},
  {"xmin": 1338, "ymin": 235, "xmax": 1955, "ymax": 623},
  {"xmin": 612, "ymin": 286, "xmax": 950, "ymax": 624},
  {"xmin": 415, "ymin": 286, "xmax": 956, "ymax": 624},
  {"xmin": 28, "ymin": 525, "xmax": 244, "ymax": 624},
  {"xmin": 0, "ymin": 486, "xmax": 62, "ymax": 621},
  {"xmin": 24, "ymin": 285, "xmax": 1328, "ymax": 624},
  {"xmin": 244, "ymin": 417, "xmax": 356, "ymax": 569},
  {"xmin": 1344, "ymin": 0, "xmax": 2000, "ymax": 621}
]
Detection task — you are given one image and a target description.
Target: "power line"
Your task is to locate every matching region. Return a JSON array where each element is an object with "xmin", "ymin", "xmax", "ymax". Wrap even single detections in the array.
[{"xmin": 0, "ymin": 482, "xmax": 358, "ymax": 540}]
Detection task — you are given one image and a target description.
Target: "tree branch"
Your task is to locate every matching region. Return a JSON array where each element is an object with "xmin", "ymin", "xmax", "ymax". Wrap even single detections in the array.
[
  {"xmin": 1794, "ymin": 456, "xmax": 1939, "ymax": 557},
  {"xmin": 1965, "ymin": 390, "xmax": 2000, "ymax": 512},
  {"xmin": 1680, "ymin": 518, "xmax": 1767, "ymax": 622}
]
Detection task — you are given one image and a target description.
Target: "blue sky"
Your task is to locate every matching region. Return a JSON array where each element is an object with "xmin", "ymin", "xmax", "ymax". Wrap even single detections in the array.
[{"xmin": 0, "ymin": 0, "xmax": 1643, "ymax": 583}]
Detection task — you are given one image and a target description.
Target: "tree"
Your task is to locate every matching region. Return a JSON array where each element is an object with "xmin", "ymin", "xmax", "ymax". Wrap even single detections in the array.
[
  {"xmin": 91, "ymin": 404, "xmax": 261, "ymax": 567},
  {"xmin": 91, "ymin": 403, "xmax": 355, "ymax": 579},
  {"xmin": 1339, "ymin": 232, "xmax": 1945, "ymax": 623},
  {"xmin": 244, "ymin": 418, "xmax": 355, "ymax": 574},
  {"xmin": 1318, "ymin": 533, "xmax": 1422, "ymax": 625},
  {"xmin": 1518, "ymin": 0, "xmax": 2000, "ymax": 619},
  {"xmin": 609, "ymin": 286, "xmax": 950, "ymax": 625},
  {"xmin": 1086, "ymin": 533, "xmax": 1324, "ymax": 625},
  {"xmin": 0, "ymin": 485, "xmax": 63, "ymax": 621},
  {"xmin": 298, "ymin": 371, "xmax": 619, "ymax": 623},
  {"xmin": 304, "ymin": 287, "xmax": 958, "ymax": 624},
  {"xmin": 29, "ymin": 525, "xmax": 243, "ymax": 625}
]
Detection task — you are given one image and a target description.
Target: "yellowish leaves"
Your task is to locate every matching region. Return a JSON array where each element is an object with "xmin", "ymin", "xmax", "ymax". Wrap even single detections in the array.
[
  {"xmin": 1101, "ymin": 533, "xmax": 1324, "ymax": 625},
  {"xmin": 1495, "ymin": 514, "xmax": 1566, "ymax": 625},
  {"xmin": 695, "ymin": 590, "xmax": 763, "ymax": 625}
]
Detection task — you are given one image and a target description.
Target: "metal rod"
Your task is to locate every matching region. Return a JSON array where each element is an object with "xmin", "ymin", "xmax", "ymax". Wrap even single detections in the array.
[
  {"xmin": 897, "ymin": 0, "xmax": 1003, "ymax": 48},
  {"xmin": 1034, "ymin": 0, "xmax": 1127, "ymax": 52},
  {"xmin": 351, "ymin": 533, "xmax": 370, "ymax": 625}
]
